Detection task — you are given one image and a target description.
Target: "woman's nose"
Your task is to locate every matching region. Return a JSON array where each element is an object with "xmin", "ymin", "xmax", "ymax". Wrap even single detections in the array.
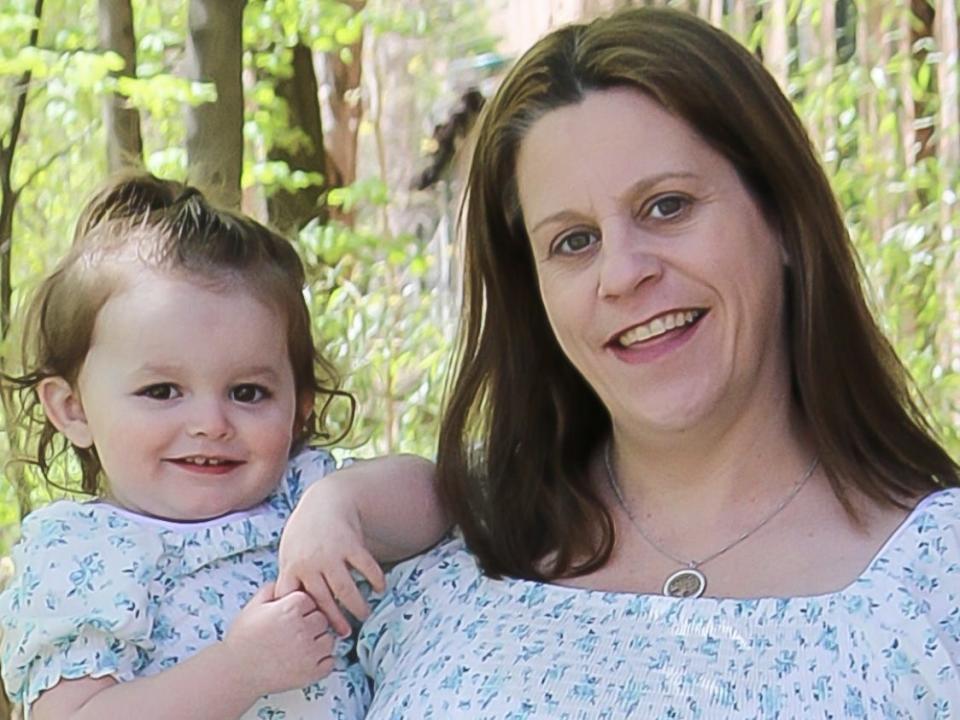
[{"xmin": 596, "ymin": 225, "xmax": 663, "ymax": 299}]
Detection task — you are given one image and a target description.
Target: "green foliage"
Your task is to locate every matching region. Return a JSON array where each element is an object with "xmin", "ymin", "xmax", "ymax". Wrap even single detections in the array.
[
  {"xmin": 0, "ymin": 0, "xmax": 958, "ymax": 565},
  {"xmin": 300, "ymin": 214, "xmax": 449, "ymax": 457},
  {"xmin": 788, "ymin": 0, "xmax": 960, "ymax": 456},
  {"xmin": 0, "ymin": 0, "xmax": 485, "ymax": 557}
]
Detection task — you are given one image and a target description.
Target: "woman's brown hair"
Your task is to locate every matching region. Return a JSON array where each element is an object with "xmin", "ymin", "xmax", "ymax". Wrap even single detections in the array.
[
  {"xmin": 6, "ymin": 172, "xmax": 351, "ymax": 495},
  {"xmin": 437, "ymin": 7, "xmax": 959, "ymax": 580}
]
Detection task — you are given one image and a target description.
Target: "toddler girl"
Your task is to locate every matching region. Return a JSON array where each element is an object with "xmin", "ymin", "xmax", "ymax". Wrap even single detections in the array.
[{"xmin": 0, "ymin": 174, "xmax": 446, "ymax": 719}]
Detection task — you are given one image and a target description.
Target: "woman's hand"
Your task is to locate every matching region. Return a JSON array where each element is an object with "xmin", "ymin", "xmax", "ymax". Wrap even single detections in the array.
[
  {"xmin": 276, "ymin": 480, "xmax": 386, "ymax": 636},
  {"xmin": 276, "ymin": 454, "xmax": 447, "ymax": 636}
]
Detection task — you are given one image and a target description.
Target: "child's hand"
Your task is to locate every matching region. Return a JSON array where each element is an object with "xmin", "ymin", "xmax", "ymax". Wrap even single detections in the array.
[
  {"xmin": 224, "ymin": 582, "xmax": 336, "ymax": 696},
  {"xmin": 276, "ymin": 482, "xmax": 387, "ymax": 637}
]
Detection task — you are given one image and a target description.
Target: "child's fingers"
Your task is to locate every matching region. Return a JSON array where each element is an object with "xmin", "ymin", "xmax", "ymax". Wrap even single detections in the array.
[{"xmin": 348, "ymin": 548, "xmax": 387, "ymax": 594}]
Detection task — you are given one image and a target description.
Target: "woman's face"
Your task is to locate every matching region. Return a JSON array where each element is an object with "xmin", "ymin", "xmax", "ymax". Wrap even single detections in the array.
[{"xmin": 516, "ymin": 88, "xmax": 790, "ymax": 439}]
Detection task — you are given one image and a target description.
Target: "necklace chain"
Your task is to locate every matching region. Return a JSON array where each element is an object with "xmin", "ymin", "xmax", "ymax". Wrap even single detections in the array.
[{"xmin": 602, "ymin": 443, "xmax": 819, "ymax": 571}]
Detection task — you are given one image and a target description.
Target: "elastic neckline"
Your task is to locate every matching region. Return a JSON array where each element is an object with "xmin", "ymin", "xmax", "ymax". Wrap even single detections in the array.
[
  {"xmin": 478, "ymin": 487, "xmax": 960, "ymax": 607},
  {"xmin": 87, "ymin": 499, "xmax": 270, "ymax": 531}
]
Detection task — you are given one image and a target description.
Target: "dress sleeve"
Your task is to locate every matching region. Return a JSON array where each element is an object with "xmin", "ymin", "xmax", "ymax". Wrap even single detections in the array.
[
  {"xmin": 280, "ymin": 447, "xmax": 339, "ymax": 508},
  {"xmin": 925, "ymin": 492, "xmax": 960, "ymax": 667},
  {"xmin": 356, "ymin": 536, "xmax": 471, "ymax": 686},
  {"xmin": 0, "ymin": 503, "xmax": 160, "ymax": 708}
]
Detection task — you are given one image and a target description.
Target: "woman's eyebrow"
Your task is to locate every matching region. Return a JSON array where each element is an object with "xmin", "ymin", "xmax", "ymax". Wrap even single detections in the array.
[
  {"xmin": 527, "ymin": 171, "xmax": 698, "ymax": 236},
  {"xmin": 615, "ymin": 171, "xmax": 698, "ymax": 205}
]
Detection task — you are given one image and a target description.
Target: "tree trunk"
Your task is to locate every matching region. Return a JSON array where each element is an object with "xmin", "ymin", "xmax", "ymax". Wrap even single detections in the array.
[
  {"xmin": 936, "ymin": 0, "xmax": 959, "ymax": 169},
  {"xmin": 763, "ymin": 0, "xmax": 788, "ymax": 88},
  {"xmin": 819, "ymin": 0, "xmax": 837, "ymax": 156},
  {"xmin": 907, "ymin": 0, "xmax": 936, "ymax": 166},
  {"xmin": 856, "ymin": 1, "xmax": 896, "ymax": 245},
  {"xmin": 730, "ymin": 0, "xmax": 751, "ymax": 45},
  {"xmin": 0, "ymin": 0, "xmax": 43, "ymax": 340},
  {"xmin": 936, "ymin": 0, "xmax": 960, "ymax": 385},
  {"xmin": 266, "ymin": 43, "xmax": 329, "ymax": 233},
  {"xmin": 184, "ymin": 0, "xmax": 244, "ymax": 208},
  {"xmin": 695, "ymin": 0, "xmax": 722, "ymax": 25},
  {"xmin": 323, "ymin": 0, "xmax": 365, "ymax": 226},
  {"xmin": 0, "ymin": 6, "xmax": 42, "ymax": 648},
  {"xmin": 98, "ymin": 0, "xmax": 143, "ymax": 172}
]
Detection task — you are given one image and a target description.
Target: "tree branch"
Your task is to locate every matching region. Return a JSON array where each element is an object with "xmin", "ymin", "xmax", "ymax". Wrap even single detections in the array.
[
  {"xmin": 20, "ymin": 128, "xmax": 94, "ymax": 191},
  {"xmin": 3, "ymin": 0, "xmax": 45, "ymax": 163}
]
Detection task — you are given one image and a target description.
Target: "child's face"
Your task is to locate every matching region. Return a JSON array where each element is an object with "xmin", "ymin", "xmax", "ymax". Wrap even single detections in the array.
[{"xmin": 65, "ymin": 266, "xmax": 302, "ymax": 521}]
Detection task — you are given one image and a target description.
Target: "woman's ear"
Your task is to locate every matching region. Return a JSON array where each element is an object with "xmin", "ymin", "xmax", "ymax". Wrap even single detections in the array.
[{"xmin": 37, "ymin": 377, "xmax": 94, "ymax": 448}]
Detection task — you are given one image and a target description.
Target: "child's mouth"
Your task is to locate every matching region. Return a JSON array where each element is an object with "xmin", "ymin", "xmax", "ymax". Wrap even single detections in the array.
[{"xmin": 167, "ymin": 456, "xmax": 243, "ymax": 474}]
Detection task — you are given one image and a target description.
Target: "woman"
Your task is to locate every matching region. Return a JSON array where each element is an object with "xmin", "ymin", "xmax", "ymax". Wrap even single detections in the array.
[{"xmin": 286, "ymin": 6, "xmax": 960, "ymax": 717}]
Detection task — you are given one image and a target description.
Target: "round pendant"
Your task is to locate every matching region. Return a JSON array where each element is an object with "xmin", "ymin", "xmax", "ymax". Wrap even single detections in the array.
[{"xmin": 663, "ymin": 568, "xmax": 707, "ymax": 598}]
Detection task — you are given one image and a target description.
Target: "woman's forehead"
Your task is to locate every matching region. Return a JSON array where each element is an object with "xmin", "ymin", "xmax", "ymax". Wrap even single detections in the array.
[{"xmin": 515, "ymin": 89, "xmax": 726, "ymax": 227}]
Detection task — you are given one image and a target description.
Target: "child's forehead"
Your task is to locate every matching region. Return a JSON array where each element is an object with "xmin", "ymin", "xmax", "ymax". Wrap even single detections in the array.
[{"xmin": 89, "ymin": 270, "xmax": 292, "ymax": 360}]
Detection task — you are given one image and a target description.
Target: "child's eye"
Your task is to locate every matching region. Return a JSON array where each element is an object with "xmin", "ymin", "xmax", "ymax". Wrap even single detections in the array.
[
  {"xmin": 646, "ymin": 194, "xmax": 691, "ymax": 220},
  {"xmin": 137, "ymin": 383, "xmax": 180, "ymax": 401},
  {"xmin": 551, "ymin": 230, "xmax": 599, "ymax": 256},
  {"xmin": 231, "ymin": 384, "xmax": 270, "ymax": 404}
]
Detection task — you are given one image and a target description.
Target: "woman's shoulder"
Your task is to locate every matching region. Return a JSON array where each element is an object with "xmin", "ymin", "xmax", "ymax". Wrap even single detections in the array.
[
  {"xmin": 360, "ymin": 536, "xmax": 480, "ymax": 632},
  {"xmin": 380, "ymin": 535, "xmax": 480, "ymax": 603},
  {"xmin": 886, "ymin": 486, "xmax": 960, "ymax": 550},
  {"xmin": 865, "ymin": 486, "xmax": 960, "ymax": 590}
]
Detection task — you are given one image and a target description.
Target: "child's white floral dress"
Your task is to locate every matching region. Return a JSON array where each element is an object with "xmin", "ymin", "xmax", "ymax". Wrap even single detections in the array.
[
  {"xmin": 0, "ymin": 448, "xmax": 369, "ymax": 719},
  {"xmin": 359, "ymin": 488, "xmax": 960, "ymax": 719}
]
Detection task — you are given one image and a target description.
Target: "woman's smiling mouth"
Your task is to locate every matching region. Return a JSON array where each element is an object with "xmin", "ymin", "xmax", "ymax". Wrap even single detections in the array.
[{"xmin": 614, "ymin": 309, "xmax": 706, "ymax": 348}]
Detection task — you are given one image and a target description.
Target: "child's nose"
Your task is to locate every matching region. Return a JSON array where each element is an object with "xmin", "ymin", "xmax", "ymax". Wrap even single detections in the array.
[{"xmin": 186, "ymin": 399, "xmax": 233, "ymax": 439}]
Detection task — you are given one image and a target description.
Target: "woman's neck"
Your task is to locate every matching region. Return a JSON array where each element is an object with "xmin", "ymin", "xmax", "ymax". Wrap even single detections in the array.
[{"xmin": 607, "ymin": 388, "xmax": 815, "ymax": 524}]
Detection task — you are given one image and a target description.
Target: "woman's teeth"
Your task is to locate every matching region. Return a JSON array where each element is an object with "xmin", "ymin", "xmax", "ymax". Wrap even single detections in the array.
[{"xmin": 617, "ymin": 310, "xmax": 701, "ymax": 347}]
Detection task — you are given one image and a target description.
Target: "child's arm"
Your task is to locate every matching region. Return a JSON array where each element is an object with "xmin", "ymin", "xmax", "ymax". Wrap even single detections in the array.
[
  {"xmin": 276, "ymin": 453, "xmax": 449, "ymax": 636},
  {"xmin": 31, "ymin": 584, "xmax": 333, "ymax": 720}
]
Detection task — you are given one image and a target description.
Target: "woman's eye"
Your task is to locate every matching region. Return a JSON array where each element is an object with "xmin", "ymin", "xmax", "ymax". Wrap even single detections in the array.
[
  {"xmin": 231, "ymin": 384, "xmax": 269, "ymax": 404},
  {"xmin": 552, "ymin": 230, "xmax": 598, "ymax": 256},
  {"xmin": 648, "ymin": 194, "xmax": 690, "ymax": 220},
  {"xmin": 137, "ymin": 384, "xmax": 180, "ymax": 401}
]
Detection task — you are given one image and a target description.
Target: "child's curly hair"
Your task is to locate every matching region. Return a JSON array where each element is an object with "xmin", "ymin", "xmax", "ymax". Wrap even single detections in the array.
[{"xmin": 6, "ymin": 172, "xmax": 352, "ymax": 495}]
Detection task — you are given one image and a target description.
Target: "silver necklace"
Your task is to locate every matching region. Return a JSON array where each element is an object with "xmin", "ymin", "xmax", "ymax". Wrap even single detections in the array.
[{"xmin": 602, "ymin": 443, "xmax": 819, "ymax": 598}]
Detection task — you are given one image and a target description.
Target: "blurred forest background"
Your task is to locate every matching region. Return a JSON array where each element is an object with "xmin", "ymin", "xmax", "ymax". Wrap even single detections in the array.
[{"xmin": 0, "ymin": 0, "xmax": 959, "ymax": 712}]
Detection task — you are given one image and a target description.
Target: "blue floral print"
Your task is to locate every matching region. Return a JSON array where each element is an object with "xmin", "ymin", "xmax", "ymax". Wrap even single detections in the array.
[
  {"xmin": 359, "ymin": 489, "xmax": 960, "ymax": 719},
  {"xmin": 0, "ymin": 448, "xmax": 370, "ymax": 719}
]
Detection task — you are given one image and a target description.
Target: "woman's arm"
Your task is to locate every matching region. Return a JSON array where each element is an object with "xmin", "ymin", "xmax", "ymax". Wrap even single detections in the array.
[
  {"xmin": 277, "ymin": 454, "xmax": 450, "ymax": 635},
  {"xmin": 31, "ymin": 584, "xmax": 334, "ymax": 720}
]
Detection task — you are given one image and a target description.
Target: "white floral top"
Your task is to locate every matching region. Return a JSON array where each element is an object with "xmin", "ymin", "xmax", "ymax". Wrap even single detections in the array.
[
  {"xmin": 359, "ymin": 488, "xmax": 960, "ymax": 719},
  {"xmin": 0, "ymin": 448, "xmax": 370, "ymax": 719}
]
